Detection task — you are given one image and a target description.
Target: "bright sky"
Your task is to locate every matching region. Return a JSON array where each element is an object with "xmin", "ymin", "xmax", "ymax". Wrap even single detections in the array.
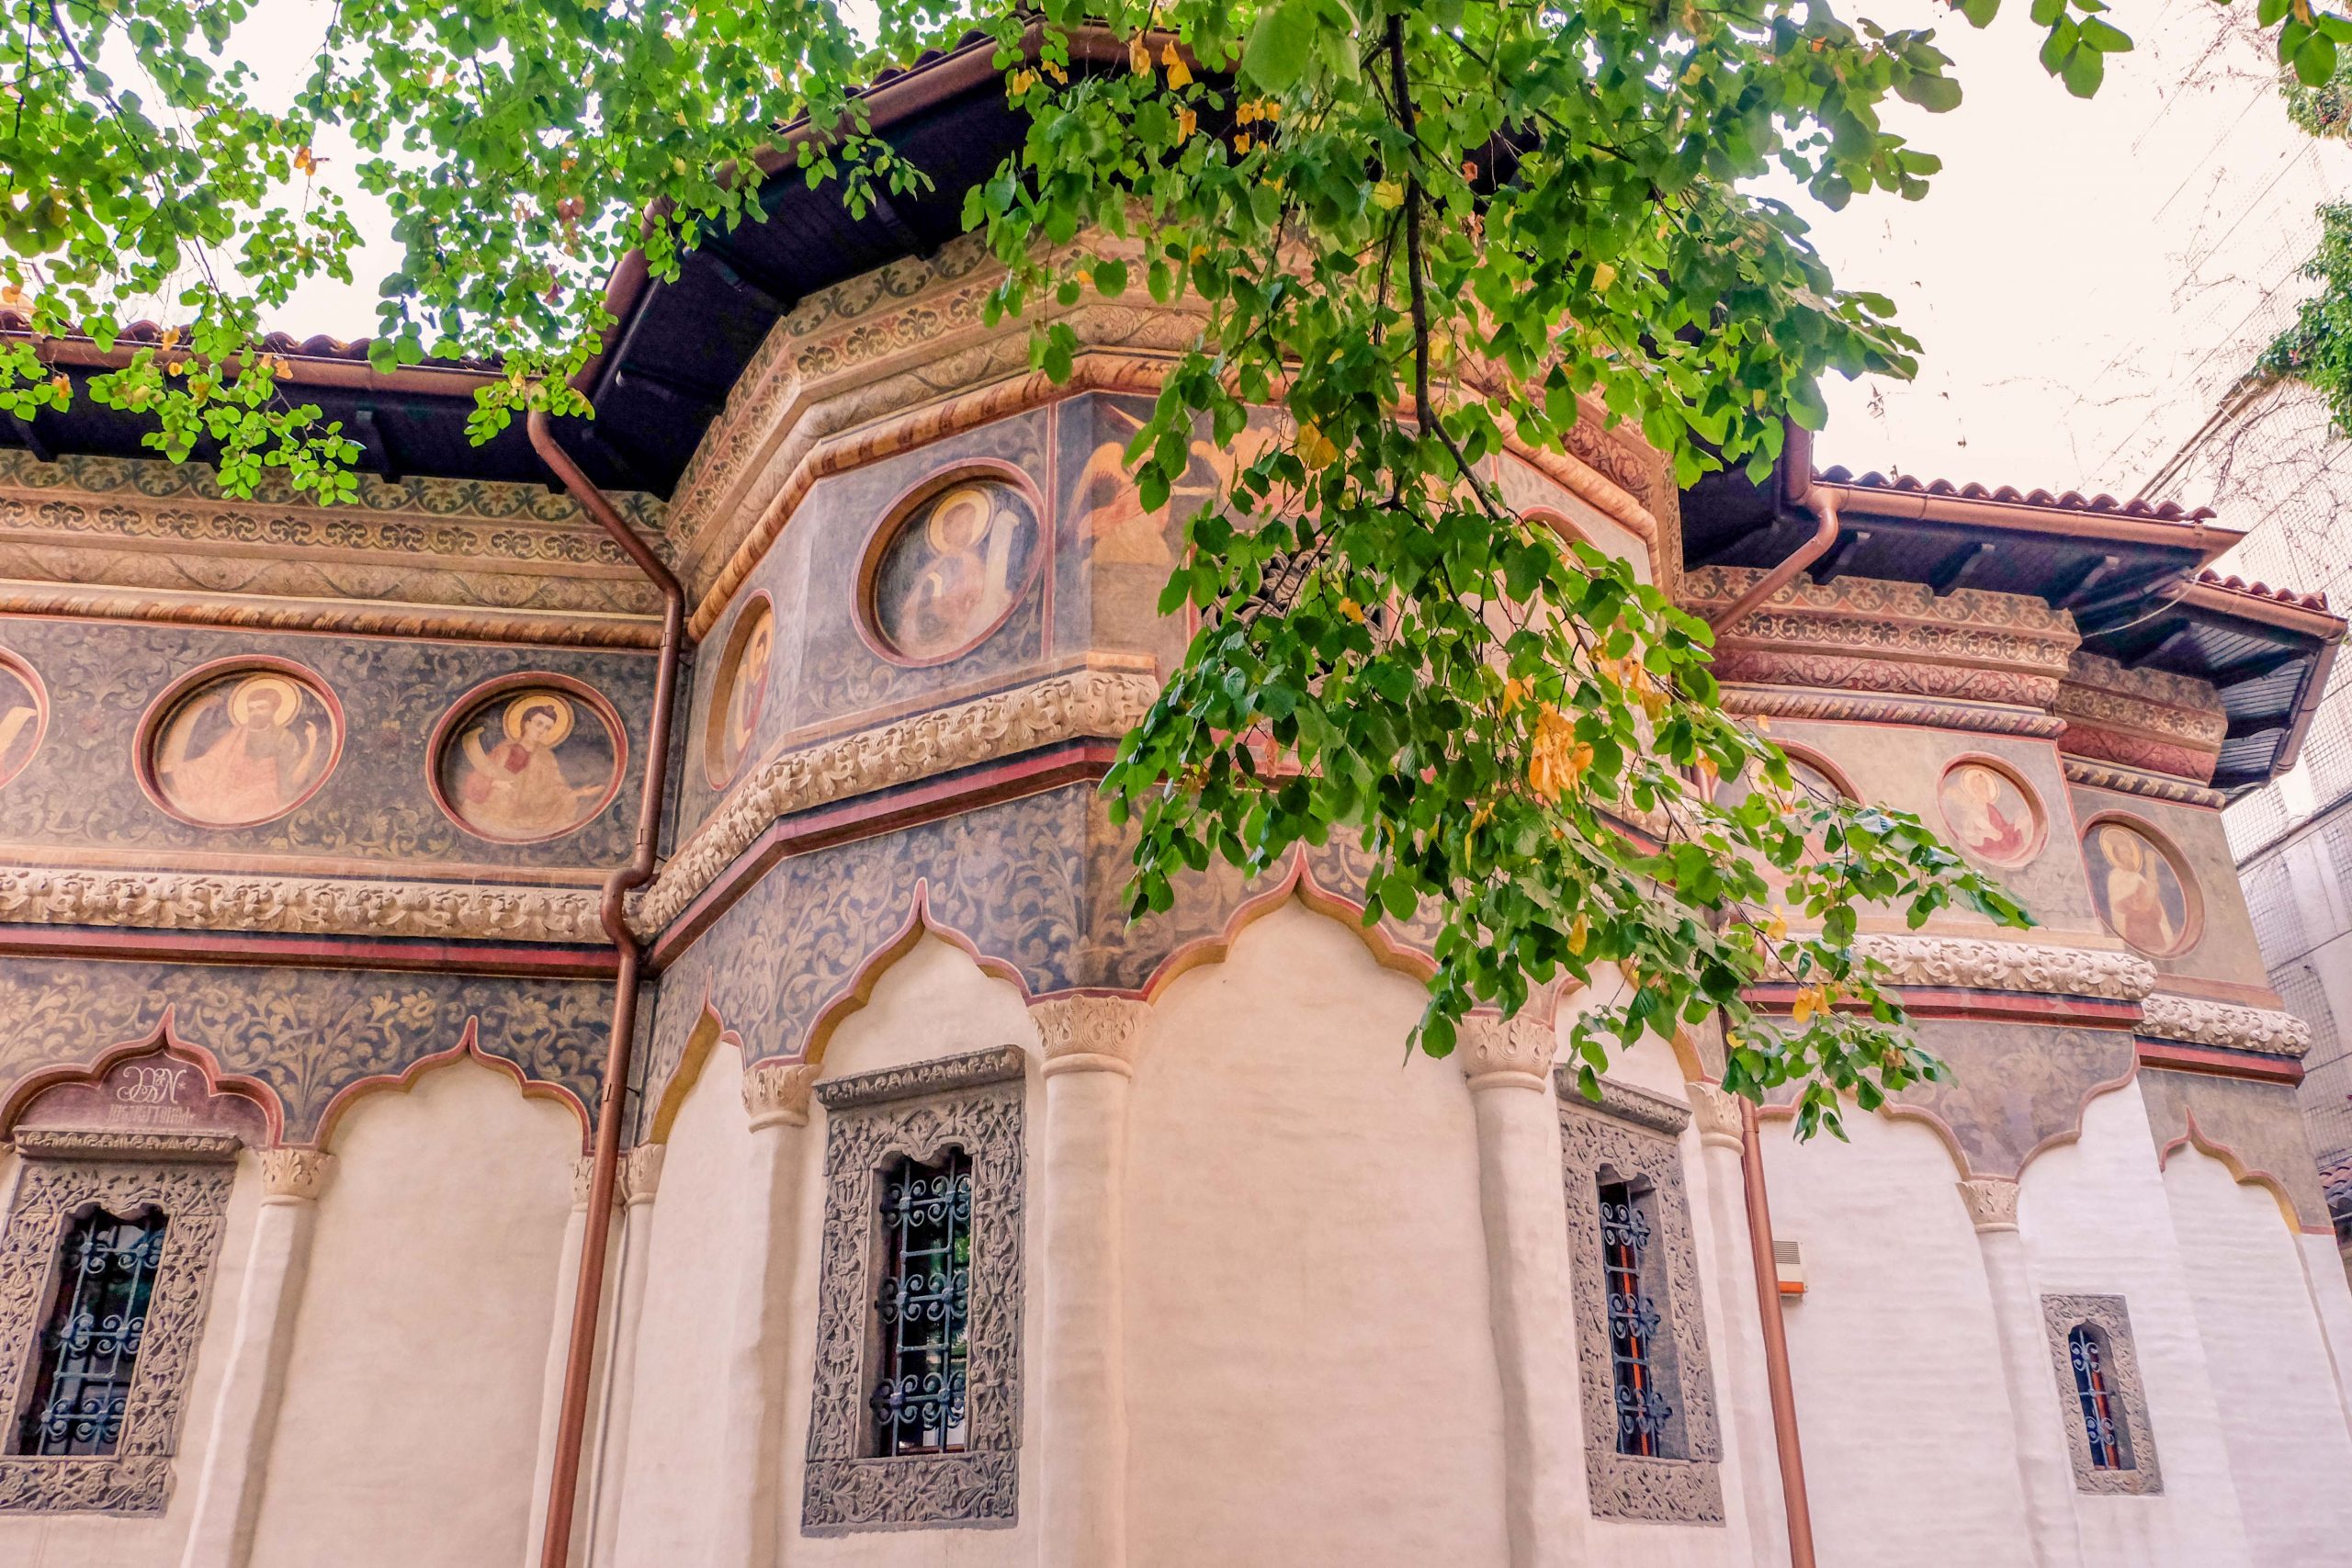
[{"xmin": 228, "ymin": 0, "xmax": 2348, "ymax": 500}]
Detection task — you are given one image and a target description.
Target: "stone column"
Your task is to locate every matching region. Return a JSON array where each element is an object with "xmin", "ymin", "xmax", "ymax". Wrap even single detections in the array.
[
  {"xmin": 1960, "ymin": 1177, "xmax": 2084, "ymax": 1568},
  {"xmin": 1459, "ymin": 1014, "xmax": 1587, "ymax": 1568},
  {"xmin": 1687, "ymin": 1083, "xmax": 1790, "ymax": 1568},
  {"xmin": 1032, "ymin": 995, "xmax": 1148, "ymax": 1568},
  {"xmin": 585, "ymin": 1144, "xmax": 665, "ymax": 1568},
  {"xmin": 526, "ymin": 1157, "xmax": 603, "ymax": 1568},
  {"xmin": 711, "ymin": 1061, "xmax": 821, "ymax": 1568},
  {"xmin": 178, "ymin": 1148, "xmax": 334, "ymax": 1568}
]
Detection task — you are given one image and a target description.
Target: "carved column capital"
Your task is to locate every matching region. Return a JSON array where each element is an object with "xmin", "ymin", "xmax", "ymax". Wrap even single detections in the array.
[
  {"xmin": 1956, "ymin": 1177, "xmax": 2021, "ymax": 1234},
  {"xmin": 571, "ymin": 1155, "xmax": 598, "ymax": 1210},
  {"xmin": 259, "ymin": 1146, "xmax": 334, "ymax": 1202},
  {"xmin": 1457, "ymin": 1014, "xmax": 1558, "ymax": 1091},
  {"xmin": 1032, "ymin": 995, "xmax": 1150, "ymax": 1078},
  {"xmin": 1685, "ymin": 1083, "xmax": 1747, "ymax": 1151},
  {"xmin": 742, "ymin": 1060, "xmax": 822, "ymax": 1130},
  {"xmin": 618, "ymin": 1144, "xmax": 666, "ymax": 1208}
]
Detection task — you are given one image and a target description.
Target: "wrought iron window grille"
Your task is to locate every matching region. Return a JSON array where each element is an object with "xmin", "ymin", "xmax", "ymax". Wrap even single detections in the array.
[
  {"xmin": 1600, "ymin": 1179, "xmax": 1675, "ymax": 1459},
  {"xmin": 870, "ymin": 1150, "xmax": 974, "ymax": 1458},
  {"xmin": 13, "ymin": 1206, "xmax": 168, "ymax": 1459},
  {"xmin": 2067, "ymin": 1324, "xmax": 2132, "ymax": 1471}
]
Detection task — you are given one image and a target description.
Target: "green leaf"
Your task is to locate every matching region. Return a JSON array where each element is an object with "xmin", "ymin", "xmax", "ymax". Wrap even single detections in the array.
[{"xmin": 1240, "ymin": 0, "xmax": 1316, "ymax": 94}]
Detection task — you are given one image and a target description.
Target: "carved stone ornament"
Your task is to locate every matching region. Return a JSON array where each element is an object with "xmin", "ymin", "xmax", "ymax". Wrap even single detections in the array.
[
  {"xmin": 1723, "ymin": 686, "xmax": 2067, "ymax": 741},
  {"xmin": 1852, "ymin": 933, "xmax": 2157, "ymax": 1002},
  {"xmin": 1557, "ymin": 1079, "xmax": 1723, "ymax": 1526},
  {"xmin": 2042, "ymin": 1293, "xmax": 2162, "ymax": 1495},
  {"xmin": 618, "ymin": 1144, "xmax": 666, "ymax": 1207},
  {"xmin": 9, "ymin": 1129, "xmax": 242, "ymax": 1163},
  {"xmin": 258, "ymin": 1147, "xmax": 334, "ymax": 1201},
  {"xmin": 571, "ymin": 1156, "xmax": 598, "ymax": 1209},
  {"xmin": 630, "ymin": 669, "xmax": 1159, "ymax": 938},
  {"xmin": 804, "ymin": 1048, "xmax": 1026, "ymax": 1534},
  {"xmin": 2137, "ymin": 993, "xmax": 2312, "ymax": 1058},
  {"xmin": 2059, "ymin": 758, "xmax": 2225, "ymax": 809},
  {"xmin": 1955, "ymin": 1177, "xmax": 2021, "ymax": 1233},
  {"xmin": 1457, "ymin": 1014, "xmax": 1558, "ymax": 1089},
  {"xmin": 1031, "ymin": 995, "xmax": 1149, "ymax": 1077},
  {"xmin": 1684, "ymin": 1082, "xmax": 1746, "ymax": 1150},
  {"xmin": 0, "ymin": 863, "xmax": 602, "ymax": 944},
  {"xmin": 0, "ymin": 1145, "xmax": 236, "ymax": 1513},
  {"xmin": 742, "ymin": 1061, "xmax": 822, "ymax": 1130}
]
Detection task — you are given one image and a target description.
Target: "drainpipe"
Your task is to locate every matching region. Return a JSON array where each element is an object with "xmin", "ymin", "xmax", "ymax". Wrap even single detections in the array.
[
  {"xmin": 1706, "ymin": 426, "xmax": 1840, "ymax": 637},
  {"xmin": 526, "ymin": 408, "xmax": 688, "ymax": 1568}
]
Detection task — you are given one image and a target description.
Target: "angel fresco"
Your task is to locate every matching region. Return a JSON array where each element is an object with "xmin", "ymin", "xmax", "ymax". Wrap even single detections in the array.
[
  {"xmin": 445, "ymin": 687, "xmax": 618, "ymax": 842},
  {"xmin": 2088, "ymin": 823, "xmax": 2191, "ymax": 956},
  {"xmin": 872, "ymin": 483, "xmax": 1039, "ymax": 661},
  {"xmin": 709, "ymin": 604, "xmax": 774, "ymax": 784},
  {"xmin": 153, "ymin": 671, "xmax": 334, "ymax": 826},
  {"xmin": 1939, "ymin": 762, "xmax": 2040, "ymax": 868}
]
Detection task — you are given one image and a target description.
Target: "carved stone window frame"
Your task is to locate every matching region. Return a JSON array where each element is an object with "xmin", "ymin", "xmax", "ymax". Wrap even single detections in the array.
[
  {"xmin": 1556, "ymin": 1074, "xmax": 1724, "ymax": 1525},
  {"xmin": 802, "ymin": 1046, "xmax": 1026, "ymax": 1534},
  {"xmin": 0, "ymin": 1130, "xmax": 238, "ymax": 1514},
  {"xmin": 2042, "ymin": 1292, "xmax": 2162, "ymax": 1495}
]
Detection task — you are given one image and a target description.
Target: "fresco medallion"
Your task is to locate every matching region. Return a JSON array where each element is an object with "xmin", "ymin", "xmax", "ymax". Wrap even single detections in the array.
[
  {"xmin": 1938, "ymin": 759, "xmax": 2045, "ymax": 869},
  {"xmin": 2085, "ymin": 819, "xmax": 2199, "ymax": 958},
  {"xmin": 0, "ymin": 649, "xmax": 46, "ymax": 791},
  {"xmin": 865, "ymin": 478, "xmax": 1042, "ymax": 664},
  {"xmin": 433, "ymin": 678, "xmax": 625, "ymax": 844},
  {"xmin": 144, "ymin": 661, "xmax": 340, "ymax": 827},
  {"xmin": 705, "ymin": 594, "xmax": 775, "ymax": 787}
]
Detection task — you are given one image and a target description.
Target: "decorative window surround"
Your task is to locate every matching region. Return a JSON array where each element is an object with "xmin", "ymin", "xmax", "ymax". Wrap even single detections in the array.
[
  {"xmin": 2042, "ymin": 1294, "xmax": 2162, "ymax": 1495},
  {"xmin": 0, "ymin": 1130, "xmax": 237, "ymax": 1513},
  {"xmin": 1555, "ymin": 1073, "xmax": 1724, "ymax": 1525},
  {"xmin": 803, "ymin": 1045, "xmax": 1026, "ymax": 1534}
]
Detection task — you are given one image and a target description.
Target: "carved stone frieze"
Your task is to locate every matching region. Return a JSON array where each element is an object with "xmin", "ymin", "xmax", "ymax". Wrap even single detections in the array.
[
  {"xmin": 1722, "ymin": 686, "xmax": 2068, "ymax": 739},
  {"xmin": 0, "ymin": 581, "xmax": 662, "ymax": 649},
  {"xmin": 2056, "ymin": 653, "xmax": 2225, "ymax": 744},
  {"xmin": 0, "ymin": 864, "xmax": 605, "ymax": 944},
  {"xmin": 2138, "ymin": 993, "xmax": 2312, "ymax": 1057},
  {"xmin": 803, "ymin": 1047, "xmax": 1025, "ymax": 1533},
  {"xmin": 259, "ymin": 1146, "xmax": 335, "ymax": 1201},
  {"xmin": 1955, "ymin": 1177, "xmax": 2021, "ymax": 1233},
  {"xmin": 9, "ymin": 1129, "xmax": 243, "ymax": 1162},
  {"xmin": 1555, "ymin": 1069, "xmax": 1693, "ymax": 1137},
  {"xmin": 742, "ymin": 1061, "xmax": 822, "ymax": 1130},
  {"xmin": 1031, "ymin": 994, "xmax": 1150, "ymax": 1077},
  {"xmin": 2060, "ymin": 758, "xmax": 2226, "ymax": 808},
  {"xmin": 0, "ymin": 1150, "xmax": 235, "ymax": 1513},
  {"xmin": 2042, "ymin": 1293, "xmax": 2162, "ymax": 1495},
  {"xmin": 629, "ymin": 669, "xmax": 1161, "ymax": 938},
  {"xmin": 1458, "ymin": 1014, "xmax": 1558, "ymax": 1088},
  {"xmin": 1852, "ymin": 933, "xmax": 2157, "ymax": 1002}
]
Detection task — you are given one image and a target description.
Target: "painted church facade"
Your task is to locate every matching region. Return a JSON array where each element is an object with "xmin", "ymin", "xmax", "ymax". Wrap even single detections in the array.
[{"xmin": 0, "ymin": 36, "xmax": 2347, "ymax": 1568}]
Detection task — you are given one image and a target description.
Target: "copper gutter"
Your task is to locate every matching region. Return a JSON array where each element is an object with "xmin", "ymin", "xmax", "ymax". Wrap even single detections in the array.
[
  {"xmin": 526, "ymin": 407, "xmax": 687, "ymax": 1568},
  {"xmin": 1740, "ymin": 1095, "xmax": 1818, "ymax": 1568},
  {"xmin": 1810, "ymin": 477, "xmax": 2242, "ymax": 564},
  {"xmin": 1705, "ymin": 426, "xmax": 1838, "ymax": 636}
]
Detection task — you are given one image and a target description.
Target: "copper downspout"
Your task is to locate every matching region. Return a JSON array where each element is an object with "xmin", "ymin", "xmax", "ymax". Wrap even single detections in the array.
[
  {"xmin": 1708, "ymin": 429, "xmax": 1839, "ymax": 636},
  {"xmin": 526, "ymin": 408, "xmax": 687, "ymax": 1568}
]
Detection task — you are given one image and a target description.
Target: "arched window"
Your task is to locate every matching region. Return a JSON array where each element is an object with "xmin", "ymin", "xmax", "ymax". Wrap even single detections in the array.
[
  {"xmin": 14, "ymin": 1204, "xmax": 168, "ymax": 1458},
  {"xmin": 2066, "ymin": 1323, "xmax": 2132, "ymax": 1471},
  {"xmin": 870, "ymin": 1148, "xmax": 972, "ymax": 1458},
  {"xmin": 1599, "ymin": 1177, "xmax": 1673, "ymax": 1458}
]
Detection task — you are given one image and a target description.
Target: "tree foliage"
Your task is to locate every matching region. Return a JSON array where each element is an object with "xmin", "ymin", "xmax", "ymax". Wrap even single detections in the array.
[{"xmin": 7, "ymin": 0, "xmax": 2308, "ymax": 1131}]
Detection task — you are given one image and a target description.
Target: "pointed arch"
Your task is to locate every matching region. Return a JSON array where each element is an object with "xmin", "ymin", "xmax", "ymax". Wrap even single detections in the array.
[
  {"xmin": 796, "ymin": 880, "xmax": 1035, "ymax": 1069},
  {"xmin": 0, "ymin": 1009, "xmax": 283, "ymax": 1145},
  {"xmin": 311, "ymin": 1016, "xmax": 591, "ymax": 1154},
  {"xmin": 2158, "ymin": 1111, "xmax": 2311, "ymax": 1235},
  {"xmin": 642, "ymin": 999, "xmax": 748, "ymax": 1146},
  {"xmin": 1138, "ymin": 853, "xmax": 1442, "ymax": 1002}
]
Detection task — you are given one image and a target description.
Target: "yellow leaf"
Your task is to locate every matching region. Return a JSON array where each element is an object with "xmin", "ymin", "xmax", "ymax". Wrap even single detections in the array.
[
  {"xmin": 1235, "ymin": 132, "xmax": 1253, "ymax": 154},
  {"xmin": 1042, "ymin": 58, "xmax": 1067, "ymax": 83},
  {"xmin": 48, "ymin": 373, "xmax": 68, "ymax": 399},
  {"xmin": 1177, "ymin": 106, "xmax": 1198, "ymax": 141},
  {"xmin": 1791, "ymin": 987, "xmax": 1817, "ymax": 1024},
  {"xmin": 1568, "ymin": 911, "xmax": 1589, "ymax": 954},
  {"xmin": 1500, "ymin": 676, "xmax": 1531, "ymax": 713},
  {"xmin": 1372, "ymin": 179, "xmax": 1404, "ymax": 210},
  {"xmin": 1337, "ymin": 596, "xmax": 1366, "ymax": 625},
  {"xmin": 1163, "ymin": 44, "xmax": 1193, "ymax": 87},
  {"xmin": 1298, "ymin": 421, "xmax": 1338, "ymax": 468},
  {"xmin": 1237, "ymin": 98, "xmax": 1257, "ymax": 125},
  {"xmin": 1591, "ymin": 261, "xmax": 1617, "ymax": 292},
  {"xmin": 1130, "ymin": 33, "xmax": 1151, "ymax": 73},
  {"xmin": 1766, "ymin": 906, "xmax": 1789, "ymax": 942}
]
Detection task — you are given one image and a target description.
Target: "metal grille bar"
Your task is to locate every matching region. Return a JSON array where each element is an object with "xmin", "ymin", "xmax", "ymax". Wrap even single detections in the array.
[
  {"xmin": 16, "ymin": 1206, "xmax": 168, "ymax": 1457},
  {"xmin": 871, "ymin": 1150, "xmax": 972, "ymax": 1457},
  {"xmin": 1600, "ymin": 1179, "xmax": 1672, "ymax": 1458},
  {"xmin": 2068, "ymin": 1325, "xmax": 2128, "ymax": 1471}
]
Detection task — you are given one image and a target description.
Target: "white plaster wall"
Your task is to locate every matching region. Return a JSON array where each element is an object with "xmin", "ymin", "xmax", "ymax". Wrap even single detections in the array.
[
  {"xmin": 1124, "ymin": 901, "xmax": 1510, "ymax": 1568},
  {"xmin": 2162, "ymin": 1145, "xmax": 2352, "ymax": 1566},
  {"xmin": 1765, "ymin": 1108, "xmax": 2033, "ymax": 1568},
  {"xmin": 607, "ymin": 1045, "xmax": 753, "ymax": 1566},
  {"xmin": 2018, "ymin": 1081, "xmax": 2251, "ymax": 1568},
  {"xmin": 0, "ymin": 1153, "xmax": 260, "ymax": 1568},
  {"xmin": 245, "ymin": 1061, "xmax": 577, "ymax": 1568},
  {"xmin": 778, "ymin": 933, "xmax": 1045, "ymax": 1568}
]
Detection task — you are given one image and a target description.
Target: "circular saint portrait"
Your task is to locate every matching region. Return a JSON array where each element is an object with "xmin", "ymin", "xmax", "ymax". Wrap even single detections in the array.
[
  {"xmin": 705, "ymin": 598, "xmax": 775, "ymax": 787},
  {"xmin": 149, "ymin": 666, "xmax": 338, "ymax": 827},
  {"xmin": 436, "ymin": 682, "xmax": 624, "ymax": 843},
  {"xmin": 2086, "ymin": 820, "xmax": 2197, "ymax": 957},
  {"xmin": 867, "ymin": 479, "xmax": 1041, "ymax": 663},
  {"xmin": 1938, "ymin": 760, "xmax": 2043, "ymax": 869},
  {"xmin": 0, "ymin": 650, "xmax": 45, "ymax": 790}
]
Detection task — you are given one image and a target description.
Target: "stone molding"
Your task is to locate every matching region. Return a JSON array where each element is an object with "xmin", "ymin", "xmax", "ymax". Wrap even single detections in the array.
[
  {"xmin": 1684, "ymin": 1083, "xmax": 1746, "ymax": 1151},
  {"xmin": 0, "ymin": 580, "xmax": 663, "ymax": 649},
  {"xmin": 1852, "ymin": 933, "xmax": 2157, "ymax": 1002},
  {"xmin": 803, "ymin": 1047, "xmax": 1025, "ymax": 1533},
  {"xmin": 1457, "ymin": 1014, "xmax": 1558, "ymax": 1089},
  {"xmin": 629, "ymin": 669, "xmax": 1160, "ymax": 938},
  {"xmin": 10, "ymin": 1129, "xmax": 243, "ymax": 1163},
  {"xmin": 1557, "ymin": 1078, "xmax": 1724, "ymax": 1525},
  {"xmin": 2060, "ymin": 757, "xmax": 2226, "ymax": 808},
  {"xmin": 258, "ymin": 1147, "xmax": 334, "ymax": 1201},
  {"xmin": 1722, "ymin": 685, "xmax": 2067, "ymax": 739},
  {"xmin": 0, "ymin": 1151, "xmax": 236, "ymax": 1513},
  {"xmin": 742, "ymin": 1061, "xmax": 822, "ymax": 1130},
  {"xmin": 1030, "ymin": 995, "xmax": 1149, "ymax": 1078},
  {"xmin": 2056, "ymin": 653, "xmax": 2225, "ymax": 745},
  {"xmin": 0, "ymin": 863, "xmax": 605, "ymax": 944},
  {"xmin": 617, "ymin": 1144, "xmax": 666, "ymax": 1207},
  {"xmin": 1955, "ymin": 1177, "xmax": 2021, "ymax": 1233},
  {"xmin": 2041, "ymin": 1293, "xmax": 2162, "ymax": 1495},
  {"xmin": 2137, "ymin": 993, "xmax": 2312, "ymax": 1057}
]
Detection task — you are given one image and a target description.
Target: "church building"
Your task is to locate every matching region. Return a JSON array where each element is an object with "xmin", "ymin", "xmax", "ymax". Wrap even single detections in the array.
[{"xmin": 0, "ymin": 31, "xmax": 2346, "ymax": 1568}]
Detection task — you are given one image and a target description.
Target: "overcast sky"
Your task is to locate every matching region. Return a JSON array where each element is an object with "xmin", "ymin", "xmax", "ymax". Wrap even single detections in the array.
[{"xmin": 234, "ymin": 0, "xmax": 2348, "ymax": 500}]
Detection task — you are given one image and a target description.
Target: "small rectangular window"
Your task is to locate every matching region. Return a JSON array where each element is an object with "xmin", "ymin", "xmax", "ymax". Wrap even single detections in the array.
[
  {"xmin": 871, "ymin": 1150, "xmax": 972, "ymax": 1458},
  {"xmin": 2067, "ymin": 1325, "xmax": 2132, "ymax": 1471},
  {"xmin": 1600, "ymin": 1179, "xmax": 1674, "ymax": 1459},
  {"xmin": 14, "ymin": 1206, "xmax": 169, "ymax": 1459},
  {"xmin": 2042, "ymin": 1293, "xmax": 2161, "ymax": 1494}
]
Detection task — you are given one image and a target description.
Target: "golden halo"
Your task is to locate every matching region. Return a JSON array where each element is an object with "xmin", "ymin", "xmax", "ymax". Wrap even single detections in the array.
[
  {"xmin": 503, "ymin": 690, "xmax": 575, "ymax": 745},
  {"xmin": 228, "ymin": 674, "xmax": 303, "ymax": 728},
  {"xmin": 924, "ymin": 486, "xmax": 993, "ymax": 553}
]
